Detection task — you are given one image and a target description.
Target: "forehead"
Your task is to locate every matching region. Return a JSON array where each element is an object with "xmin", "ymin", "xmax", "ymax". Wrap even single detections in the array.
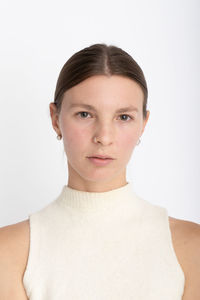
[{"xmin": 62, "ymin": 75, "xmax": 144, "ymax": 108}]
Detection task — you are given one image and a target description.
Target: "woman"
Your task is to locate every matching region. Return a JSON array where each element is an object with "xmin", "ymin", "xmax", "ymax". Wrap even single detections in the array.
[{"xmin": 0, "ymin": 43, "xmax": 199, "ymax": 299}]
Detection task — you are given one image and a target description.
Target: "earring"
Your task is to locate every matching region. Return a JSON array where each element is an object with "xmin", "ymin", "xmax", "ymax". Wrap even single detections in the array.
[
  {"xmin": 57, "ymin": 134, "xmax": 62, "ymax": 140},
  {"xmin": 136, "ymin": 138, "xmax": 141, "ymax": 145}
]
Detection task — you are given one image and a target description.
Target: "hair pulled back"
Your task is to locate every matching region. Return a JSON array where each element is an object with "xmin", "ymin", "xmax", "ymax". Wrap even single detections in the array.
[{"xmin": 54, "ymin": 43, "xmax": 148, "ymax": 119}]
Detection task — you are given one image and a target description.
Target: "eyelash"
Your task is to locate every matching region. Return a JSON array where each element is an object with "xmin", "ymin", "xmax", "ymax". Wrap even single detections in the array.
[{"xmin": 75, "ymin": 111, "xmax": 134, "ymax": 121}]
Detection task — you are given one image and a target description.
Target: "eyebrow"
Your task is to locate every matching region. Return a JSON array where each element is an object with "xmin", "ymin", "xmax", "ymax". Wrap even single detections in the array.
[{"xmin": 68, "ymin": 103, "xmax": 139, "ymax": 113}]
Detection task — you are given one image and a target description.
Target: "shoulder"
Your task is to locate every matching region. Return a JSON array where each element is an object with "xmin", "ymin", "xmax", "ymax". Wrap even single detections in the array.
[
  {"xmin": 169, "ymin": 216, "xmax": 200, "ymax": 299},
  {"xmin": 169, "ymin": 216, "xmax": 200, "ymax": 248},
  {"xmin": 0, "ymin": 219, "xmax": 30, "ymax": 299}
]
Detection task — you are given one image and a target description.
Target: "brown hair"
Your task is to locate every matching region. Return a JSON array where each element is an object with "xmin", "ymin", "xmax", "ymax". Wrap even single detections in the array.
[{"xmin": 54, "ymin": 43, "xmax": 148, "ymax": 119}]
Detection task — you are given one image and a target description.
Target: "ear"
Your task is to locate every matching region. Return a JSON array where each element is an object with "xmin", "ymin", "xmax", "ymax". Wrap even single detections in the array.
[
  {"xmin": 49, "ymin": 102, "xmax": 62, "ymax": 136},
  {"xmin": 141, "ymin": 110, "xmax": 150, "ymax": 135}
]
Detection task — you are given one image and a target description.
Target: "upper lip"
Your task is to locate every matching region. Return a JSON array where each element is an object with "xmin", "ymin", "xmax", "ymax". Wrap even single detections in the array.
[{"xmin": 88, "ymin": 154, "xmax": 114, "ymax": 159}]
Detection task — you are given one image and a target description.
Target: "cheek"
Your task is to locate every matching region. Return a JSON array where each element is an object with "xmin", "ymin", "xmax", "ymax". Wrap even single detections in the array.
[
  {"xmin": 61, "ymin": 122, "xmax": 89, "ymax": 153},
  {"xmin": 117, "ymin": 129, "xmax": 138, "ymax": 152}
]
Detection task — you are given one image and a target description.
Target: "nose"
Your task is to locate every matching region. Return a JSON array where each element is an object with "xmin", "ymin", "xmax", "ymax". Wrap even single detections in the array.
[{"xmin": 93, "ymin": 122, "xmax": 114, "ymax": 146}]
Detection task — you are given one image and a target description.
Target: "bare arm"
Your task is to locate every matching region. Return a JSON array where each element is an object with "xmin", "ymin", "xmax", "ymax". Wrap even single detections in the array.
[
  {"xmin": 0, "ymin": 220, "xmax": 30, "ymax": 299},
  {"xmin": 182, "ymin": 221, "xmax": 200, "ymax": 299},
  {"xmin": 170, "ymin": 218, "xmax": 200, "ymax": 300}
]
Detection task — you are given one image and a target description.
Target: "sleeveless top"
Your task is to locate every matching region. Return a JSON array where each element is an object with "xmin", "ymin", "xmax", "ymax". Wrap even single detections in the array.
[{"xmin": 22, "ymin": 182, "xmax": 185, "ymax": 299}]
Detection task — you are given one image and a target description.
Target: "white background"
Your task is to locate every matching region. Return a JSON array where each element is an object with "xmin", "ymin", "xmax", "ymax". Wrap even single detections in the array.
[{"xmin": 0, "ymin": 0, "xmax": 199, "ymax": 226}]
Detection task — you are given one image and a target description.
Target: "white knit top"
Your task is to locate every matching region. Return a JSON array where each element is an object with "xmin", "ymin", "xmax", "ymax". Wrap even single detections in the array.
[{"xmin": 23, "ymin": 182, "xmax": 185, "ymax": 299}]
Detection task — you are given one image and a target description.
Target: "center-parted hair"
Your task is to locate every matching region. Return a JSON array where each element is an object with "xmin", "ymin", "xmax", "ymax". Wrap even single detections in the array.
[{"xmin": 54, "ymin": 43, "xmax": 148, "ymax": 119}]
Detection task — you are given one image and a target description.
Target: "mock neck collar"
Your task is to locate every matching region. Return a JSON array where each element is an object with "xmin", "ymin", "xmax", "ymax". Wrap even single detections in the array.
[{"xmin": 55, "ymin": 181, "xmax": 140, "ymax": 213}]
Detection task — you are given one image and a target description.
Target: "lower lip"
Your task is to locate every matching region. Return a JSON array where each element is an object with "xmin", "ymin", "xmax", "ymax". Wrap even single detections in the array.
[{"xmin": 87, "ymin": 157, "xmax": 114, "ymax": 166}]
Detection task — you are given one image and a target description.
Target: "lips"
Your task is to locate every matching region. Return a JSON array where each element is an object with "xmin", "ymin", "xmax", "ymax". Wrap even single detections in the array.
[
  {"xmin": 88, "ymin": 155, "xmax": 114, "ymax": 159},
  {"xmin": 92, "ymin": 157, "xmax": 112, "ymax": 160},
  {"xmin": 87, "ymin": 156, "xmax": 114, "ymax": 166}
]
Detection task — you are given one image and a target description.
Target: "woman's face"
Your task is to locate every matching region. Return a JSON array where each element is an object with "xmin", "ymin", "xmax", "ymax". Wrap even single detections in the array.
[{"xmin": 50, "ymin": 75, "xmax": 149, "ymax": 191}]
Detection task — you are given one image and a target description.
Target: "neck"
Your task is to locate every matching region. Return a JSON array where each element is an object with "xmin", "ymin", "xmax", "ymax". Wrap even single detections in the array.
[{"xmin": 67, "ymin": 163, "xmax": 127, "ymax": 193}]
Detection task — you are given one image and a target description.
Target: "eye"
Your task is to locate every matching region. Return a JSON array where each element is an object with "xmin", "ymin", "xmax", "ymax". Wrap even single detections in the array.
[
  {"xmin": 75, "ymin": 112, "xmax": 133, "ymax": 121},
  {"xmin": 76, "ymin": 111, "xmax": 91, "ymax": 118},
  {"xmin": 119, "ymin": 114, "xmax": 133, "ymax": 121}
]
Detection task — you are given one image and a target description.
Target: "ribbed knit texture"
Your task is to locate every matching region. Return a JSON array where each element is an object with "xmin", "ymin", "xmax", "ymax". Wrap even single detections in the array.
[{"xmin": 23, "ymin": 182, "xmax": 185, "ymax": 299}]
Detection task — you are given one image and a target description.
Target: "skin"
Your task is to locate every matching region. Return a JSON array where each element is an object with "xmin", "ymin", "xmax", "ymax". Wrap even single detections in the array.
[
  {"xmin": 0, "ymin": 75, "xmax": 199, "ymax": 299},
  {"xmin": 49, "ymin": 74, "xmax": 150, "ymax": 192}
]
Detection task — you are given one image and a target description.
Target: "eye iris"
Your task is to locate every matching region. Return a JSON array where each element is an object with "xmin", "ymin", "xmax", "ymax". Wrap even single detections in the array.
[
  {"xmin": 81, "ymin": 112, "xmax": 88, "ymax": 118},
  {"xmin": 121, "ymin": 115, "xmax": 128, "ymax": 120}
]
